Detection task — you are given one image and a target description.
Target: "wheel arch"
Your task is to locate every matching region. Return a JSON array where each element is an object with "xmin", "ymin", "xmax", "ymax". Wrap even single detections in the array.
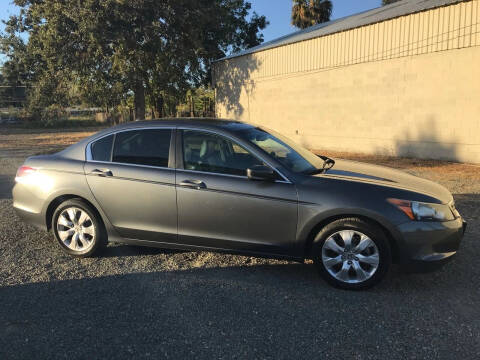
[
  {"xmin": 46, "ymin": 194, "xmax": 105, "ymax": 232},
  {"xmin": 302, "ymin": 213, "xmax": 401, "ymax": 263}
]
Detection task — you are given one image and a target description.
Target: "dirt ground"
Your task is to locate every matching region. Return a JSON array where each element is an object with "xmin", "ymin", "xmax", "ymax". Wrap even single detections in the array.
[{"xmin": 0, "ymin": 126, "xmax": 479, "ymax": 359}]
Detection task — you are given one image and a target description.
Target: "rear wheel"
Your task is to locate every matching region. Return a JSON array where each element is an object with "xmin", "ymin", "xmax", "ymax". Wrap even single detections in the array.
[
  {"xmin": 312, "ymin": 218, "xmax": 391, "ymax": 290},
  {"xmin": 52, "ymin": 199, "xmax": 106, "ymax": 257}
]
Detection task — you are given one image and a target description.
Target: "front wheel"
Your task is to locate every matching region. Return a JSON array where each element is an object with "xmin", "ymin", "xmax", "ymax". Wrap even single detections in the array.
[
  {"xmin": 52, "ymin": 198, "xmax": 106, "ymax": 257},
  {"xmin": 312, "ymin": 218, "xmax": 391, "ymax": 290}
]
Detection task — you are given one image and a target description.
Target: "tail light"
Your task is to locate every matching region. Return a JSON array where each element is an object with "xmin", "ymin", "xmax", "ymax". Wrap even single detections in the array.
[
  {"xmin": 15, "ymin": 166, "xmax": 37, "ymax": 180},
  {"xmin": 15, "ymin": 165, "xmax": 53, "ymax": 192}
]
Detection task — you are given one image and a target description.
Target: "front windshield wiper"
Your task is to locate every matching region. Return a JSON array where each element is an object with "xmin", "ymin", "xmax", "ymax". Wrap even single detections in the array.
[{"xmin": 305, "ymin": 155, "xmax": 335, "ymax": 175}]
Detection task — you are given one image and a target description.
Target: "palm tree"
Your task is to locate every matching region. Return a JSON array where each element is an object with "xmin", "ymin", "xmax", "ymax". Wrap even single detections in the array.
[{"xmin": 291, "ymin": 0, "xmax": 332, "ymax": 30}]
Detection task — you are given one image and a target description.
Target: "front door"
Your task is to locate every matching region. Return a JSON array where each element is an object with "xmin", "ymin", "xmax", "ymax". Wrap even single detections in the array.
[
  {"xmin": 84, "ymin": 128, "xmax": 177, "ymax": 242},
  {"xmin": 175, "ymin": 129, "xmax": 298, "ymax": 256}
]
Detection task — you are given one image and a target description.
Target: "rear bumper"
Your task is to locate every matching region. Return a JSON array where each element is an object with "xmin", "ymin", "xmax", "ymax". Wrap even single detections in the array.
[
  {"xmin": 397, "ymin": 217, "xmax": 466, "ymax": 272},
  {"xmin": 13, "ymin": 204, "xmax": 47, "ymax": 231},
  {"xmin": 12, "ymin": 181, "xmax": 48, "ymax": 231}
]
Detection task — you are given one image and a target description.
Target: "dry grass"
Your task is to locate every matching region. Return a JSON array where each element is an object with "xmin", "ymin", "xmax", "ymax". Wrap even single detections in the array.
[
  {"xmin": 0, "ymin": 128, "xmax": 103, "ymax": 178},
  {"xmin": 316, "ymin": 149, "xmax": 479, "ymax": 172},
  {"xmin": 0, "ymin": 127, "xmax": 101, "ymax": 150}
]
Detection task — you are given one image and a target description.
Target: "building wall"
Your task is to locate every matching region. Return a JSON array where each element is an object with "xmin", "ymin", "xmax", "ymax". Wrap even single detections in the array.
[{"xmin": 214, "ymin": 0, "xmax": 480, "ymax": 163}]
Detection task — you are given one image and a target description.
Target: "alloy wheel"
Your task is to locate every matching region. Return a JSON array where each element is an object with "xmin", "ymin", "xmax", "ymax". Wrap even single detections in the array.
[
  {"xmin": 56, "ymin": 207, "xmax": 95, "ymax": 252},
  {"xmin": 321, "ymin": 230, "xmax": 380, "ymax": 284}
]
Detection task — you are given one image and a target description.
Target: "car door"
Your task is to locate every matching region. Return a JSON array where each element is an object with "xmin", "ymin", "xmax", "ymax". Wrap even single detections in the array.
[
  {"xmin": 175, "ymin": 128, "xmax": 298, "ymax": 256},
  {"xmin": 84, "ymin": 127, "xmax": 177, "ymax": 243}
]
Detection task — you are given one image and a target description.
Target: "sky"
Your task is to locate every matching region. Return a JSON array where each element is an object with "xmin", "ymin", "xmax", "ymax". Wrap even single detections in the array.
[
  {"xmin": 0, "ymin": 0, "xmax": 383, "ymax": 58},
  {"xmin": 250, "ymin": 0, "xmax": 383, "ymax": 42}
]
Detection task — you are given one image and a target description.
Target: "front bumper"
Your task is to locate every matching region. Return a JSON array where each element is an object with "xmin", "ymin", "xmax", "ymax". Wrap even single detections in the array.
[{"xmin": 397, "ymin": 216, "xmax": 466, "ymax": 272}]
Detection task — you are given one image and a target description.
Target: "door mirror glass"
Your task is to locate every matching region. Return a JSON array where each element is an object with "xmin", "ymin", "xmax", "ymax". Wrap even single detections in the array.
[{"xmin": 247, "ymin": 165, "xmax": 276, "ymax": 181}]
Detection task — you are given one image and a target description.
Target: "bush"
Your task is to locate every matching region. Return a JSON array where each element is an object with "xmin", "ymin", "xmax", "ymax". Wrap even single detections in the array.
[
  {"xmin": 40, "ymin": 105, "xmax": 69, "ymax": 127},
  {"xmin": 19, "ymin": 105, "xmax": 103, "ymax": 128}
]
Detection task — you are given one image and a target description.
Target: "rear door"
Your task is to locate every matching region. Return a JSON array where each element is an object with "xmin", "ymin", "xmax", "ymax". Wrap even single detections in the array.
[
  {"xmin": 175, "ymin": 129, "xmax": 298, "ymax": 256},
  {"xmin": 84, "ymin": 127, "xmax": 177, "ymax": 242}
]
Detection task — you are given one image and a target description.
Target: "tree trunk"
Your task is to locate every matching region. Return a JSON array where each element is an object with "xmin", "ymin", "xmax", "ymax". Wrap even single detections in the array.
[
  {"xmin": 134, "ymin": 80, "xmax": 145, "ymax": 121},
  {"xmin": 189, "ymin": 94, "xmax": 195, "ymax": 117},
  {"xmin": 155, "ymin": 94, "xmax": 164, "ymax": 118}
]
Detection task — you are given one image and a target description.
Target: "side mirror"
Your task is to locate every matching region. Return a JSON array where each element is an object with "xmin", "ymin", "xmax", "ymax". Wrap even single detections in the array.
[{"xmin": 247, "ymin": 165, "xmax": 276, "ymax": 181}]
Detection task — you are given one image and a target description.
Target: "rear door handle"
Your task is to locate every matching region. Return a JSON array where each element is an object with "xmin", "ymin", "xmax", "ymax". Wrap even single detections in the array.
[
  {"xmin": 179, "ymin": 179, "xmax": 207, "ymax": 190},
  {"xmin": 90, "ymin": 168, "xmax": 113, "ymax": 177}
]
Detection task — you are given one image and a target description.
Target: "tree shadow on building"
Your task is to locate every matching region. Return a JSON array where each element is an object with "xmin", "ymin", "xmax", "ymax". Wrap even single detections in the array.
[
  {"xmin": 392, "ymin": 116, "xmax": 459, "ymax": 163},
  {"xmin": 213, "ymin": 55, "xmax": 261, "ymax": 118}
]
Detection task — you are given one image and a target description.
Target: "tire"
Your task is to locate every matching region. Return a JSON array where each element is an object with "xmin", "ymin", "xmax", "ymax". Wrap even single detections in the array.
[
  {"xmin": 312, "ymin": 218, "xmax": 391, "ymax": 290},
  {"xmin": 52, "ymin": 198, "xmax": 106, "ymax": 257}
]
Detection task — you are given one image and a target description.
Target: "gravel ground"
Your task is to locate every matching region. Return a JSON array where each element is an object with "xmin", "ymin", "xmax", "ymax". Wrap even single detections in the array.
[{"xmin": 1, "ymin": 127, "xmax": 479, "ymax": 359}]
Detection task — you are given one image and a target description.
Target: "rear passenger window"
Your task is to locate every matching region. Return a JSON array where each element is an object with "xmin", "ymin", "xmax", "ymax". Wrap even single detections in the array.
[
  {"xmin": 112, "ymin": 129, "xmax": 171, "ymax": 167},
  {"xmin": 91, "ymin": 135, "xmax": 113, "ymax": 162}
]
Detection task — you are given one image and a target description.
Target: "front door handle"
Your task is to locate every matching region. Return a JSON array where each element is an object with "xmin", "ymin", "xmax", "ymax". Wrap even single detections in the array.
[
  {"xmin": 90, "ymin": 168, "xmax": 113, "ymax": 177},
  {"xmin": 179, "ymin": 179, "xmax": 207, "ymax": 190}
]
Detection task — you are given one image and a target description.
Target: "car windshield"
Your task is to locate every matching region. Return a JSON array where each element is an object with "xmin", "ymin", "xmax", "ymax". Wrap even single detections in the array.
[{"xmin": 236, "ymin": 126, "xmax": 325, "ymax": 174}]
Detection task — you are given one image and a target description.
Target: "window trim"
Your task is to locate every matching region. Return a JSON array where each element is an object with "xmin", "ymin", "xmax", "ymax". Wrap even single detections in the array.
[
  {"xmin": 85, "ymin": 125, "xmax": 292, "ymax": 183},
  {"xmin": 177, "ymin": 127, "xmax": 291, "ymax": 184},
  {"xmin": 85, "ymin": 126, "xmax": 176, "ymax": 170}
]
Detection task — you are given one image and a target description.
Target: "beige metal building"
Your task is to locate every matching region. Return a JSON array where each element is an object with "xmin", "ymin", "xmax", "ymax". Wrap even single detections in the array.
[{"xmin": 213, "ymin": 0, "xmax": 480, "ymax": 163}]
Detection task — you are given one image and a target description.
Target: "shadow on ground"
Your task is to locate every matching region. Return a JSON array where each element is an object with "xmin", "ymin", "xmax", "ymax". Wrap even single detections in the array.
[
  {"xmin": 98, "ymin": 244, "xmax": 189, "ymax": 258},
  {"xmin": 1, "ymin": 257, "xmax": 480, "ymax": 359},
  {"xmin": 0, "ymin": 175, "xmax": 13, "ymax": 200}
]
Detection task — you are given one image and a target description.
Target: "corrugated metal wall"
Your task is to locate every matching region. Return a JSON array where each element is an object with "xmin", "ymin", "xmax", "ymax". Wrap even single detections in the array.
[{"xmin": 215, "ymin": 0, "xmax": 480, "ymax": 82}]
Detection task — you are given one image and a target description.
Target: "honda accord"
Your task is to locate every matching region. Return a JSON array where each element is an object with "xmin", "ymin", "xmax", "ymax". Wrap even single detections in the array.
[{"xmin": 12, "ymin": 119, "xmax": 466, "ymax": 289}]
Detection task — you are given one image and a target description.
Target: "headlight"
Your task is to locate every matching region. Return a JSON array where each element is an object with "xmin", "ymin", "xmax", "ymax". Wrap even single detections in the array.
[{"xmin": 387, "ymin": 198, "xmax": 455, "ymax": 221}]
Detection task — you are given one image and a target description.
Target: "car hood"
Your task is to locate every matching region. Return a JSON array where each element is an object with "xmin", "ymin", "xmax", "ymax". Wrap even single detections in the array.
[{"xmin": 316, "ymin": 159, "xmax": 453, "ymax": 203}]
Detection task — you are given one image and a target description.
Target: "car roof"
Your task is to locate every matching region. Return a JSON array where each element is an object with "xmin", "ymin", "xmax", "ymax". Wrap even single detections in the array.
[
  {"xmin": 55, "ymin": 118, "xmax": 258, "ymax": 161},
  {"xmin": 107, "ymin": 117, "xmax": 255, "ymax": 133}
]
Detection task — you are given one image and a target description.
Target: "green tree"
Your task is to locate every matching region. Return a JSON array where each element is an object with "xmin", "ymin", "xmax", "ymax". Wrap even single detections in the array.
[
  {"xmin": 382, "ymin": 0, "xmax": 402, "ymax": 5},
  {"xmin": 0, "ymin": 32, "xmax": 28, "ymax": 108},
  {"xmin": 1, "ymin": 0, "xmax": 267, "ymax": 120},
  {"xmin": 292, "ymin": 0, "xmax": 332, "ymax": 29},
  {"xmin": 0, "ymin": 67, "xmax": 27, "ymax": 108}
]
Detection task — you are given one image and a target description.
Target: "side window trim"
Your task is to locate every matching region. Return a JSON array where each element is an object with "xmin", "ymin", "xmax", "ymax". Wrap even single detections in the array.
[
  {"xmin": 175, "ymin": 127, "xmax": 184, "ymax": 170},
  {"xmin": 168, "ymin": 128, "xmax": 177, "ymax": 169},
  {"xmin": 109, "ymin": 133, "xmax": 116, "ymax": 162},
  {"xmin": 178, "ymin": 127, "xmax": 291, "ymax": 183},
  {"xmin": 86, "ymin": 127, "xmax": 176, "ymax": 170}
]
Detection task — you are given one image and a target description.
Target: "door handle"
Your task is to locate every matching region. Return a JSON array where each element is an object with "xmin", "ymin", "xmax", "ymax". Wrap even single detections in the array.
[
  {"xmin": 179, "ymin": 179, "xmax": 207, "ymax": 190},
  {"xmin": 90, "ymin": 168, "xmax": 113, "ymax": 177}
]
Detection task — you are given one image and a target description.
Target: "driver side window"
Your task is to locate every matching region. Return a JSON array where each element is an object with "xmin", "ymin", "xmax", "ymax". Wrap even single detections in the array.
[{"xmin": 182, "ymin": 130, "xmax": 264, "ymax": 177}]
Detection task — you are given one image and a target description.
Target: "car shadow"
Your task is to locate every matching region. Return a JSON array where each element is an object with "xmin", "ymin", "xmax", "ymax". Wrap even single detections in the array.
[
  {"xmin": 0, "ymin": 175, "xmax": 13, "ymax": 200},
  {"xmin": 1, "ymin": 260, "xmax": 480, "ymax": 359},
  {"xmin": 98, "ymin": 244, "xmax": 189, "ymax": 257}
]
